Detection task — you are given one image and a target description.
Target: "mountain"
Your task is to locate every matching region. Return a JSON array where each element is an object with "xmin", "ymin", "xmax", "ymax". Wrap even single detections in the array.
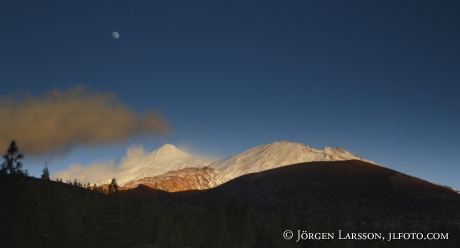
[
  {"xmin": 182, "ymin": 160, "xmax": 460, "ymax": 227},
  {"xmin": 209, "ymin": 141, "xmax": 377, "ymax": 180},
  {"xmin": 98, "ymin": 144, "xmax": 214, "ymax": 186},
  {"xmin": 98, "ymin": 141, "xmax": 377, "ymax": 192},
  {"xmin": 123, "ymin": 167, "xmax": 229, "ymax": 192}
]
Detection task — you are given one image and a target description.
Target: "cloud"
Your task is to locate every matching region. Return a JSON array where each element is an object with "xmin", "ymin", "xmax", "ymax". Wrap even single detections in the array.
[
  {"xmin": 51, "ymin": 144, "xmax": 219, "ymax": 185},
  {"xmin": 0, "ymin": 86, "xmax": 169, "ymax": 156},
  {"xmin": 51, "ymin": 160, "xmax": 117, "ymax": 184},
  {"xmin": 51, "ymin": 145, "xmax": 150, "ymax": 184}
]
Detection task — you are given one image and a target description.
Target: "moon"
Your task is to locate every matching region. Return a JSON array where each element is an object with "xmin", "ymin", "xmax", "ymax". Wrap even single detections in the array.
[{"xmin": 112, "ymin": 31, "xmax": 119, "ymax": 39}]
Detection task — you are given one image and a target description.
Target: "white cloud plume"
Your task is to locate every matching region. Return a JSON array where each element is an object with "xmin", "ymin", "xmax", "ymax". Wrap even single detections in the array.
[{"xmin": 51, "ymin": 145, "xmax": 150, "ymax": 184}]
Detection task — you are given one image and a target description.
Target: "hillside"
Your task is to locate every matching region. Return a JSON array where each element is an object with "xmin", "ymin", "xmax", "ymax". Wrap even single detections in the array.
[{"xmin": 183, "ymin": 160, "xmax": 460, "ymax": 227}]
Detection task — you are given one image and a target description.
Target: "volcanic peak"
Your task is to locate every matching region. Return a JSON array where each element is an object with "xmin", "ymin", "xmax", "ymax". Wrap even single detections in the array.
[
  {"xmin": 156, "ymin": 144, "xmax": 186, "ymax": 155},
  {"xmin": 97, "ymin": 143, "xmax": 213, "ymax": 186}
]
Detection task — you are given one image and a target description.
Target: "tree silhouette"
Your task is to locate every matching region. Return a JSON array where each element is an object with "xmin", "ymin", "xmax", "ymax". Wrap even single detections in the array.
[
  {"xmin": 41, "ymin": 163, "xmax": 50, "ymax": 180},
  {"xmin": 1, "ymin": 140, "xmax": 26, "ymax": 176},
  {"xmin": 108, "ymin": 178, "xmax": 118, "ymax": 194}
]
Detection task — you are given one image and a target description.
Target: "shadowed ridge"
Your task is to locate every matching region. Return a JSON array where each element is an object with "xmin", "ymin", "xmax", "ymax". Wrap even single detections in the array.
[
  {"xmin": 219, "ymin": 159, "xmax": 458, "ymax": 197},
  {"xmin": 119, "ymin": 184, "xmax": 170, "ymax": 198},
  {"xmin": 179, "ymin": 160, "xmax": 460, "ymax": 226}
]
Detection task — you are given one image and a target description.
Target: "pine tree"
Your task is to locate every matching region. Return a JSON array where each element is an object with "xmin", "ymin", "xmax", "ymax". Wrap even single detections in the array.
[
  {"xmin": 41, "ymin": 163, "xmax": 50, "ymax": 180},
  {"xmin": 108, "ymin": 178, "xmax": 118, "ymax": 194},
  {"xmin": 1, "ymin": 140, "xmax": 26, "ymax": 176}
]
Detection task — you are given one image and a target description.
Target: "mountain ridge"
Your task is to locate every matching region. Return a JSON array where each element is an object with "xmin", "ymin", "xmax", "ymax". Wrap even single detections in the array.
[
  {"xmin": 208, "ymin": 141, "xmax": 378, "ymax": 181},
  {"xmin": 94, "ymin": 141, "xmax": 387, "ymax": 193},
  {"xmin": 177, "ymin": 160, "xmax": 460, "ymax": 227},
  {"xmin": 97, "ymin": 141, "xmax": 378, "ymax": 191}
]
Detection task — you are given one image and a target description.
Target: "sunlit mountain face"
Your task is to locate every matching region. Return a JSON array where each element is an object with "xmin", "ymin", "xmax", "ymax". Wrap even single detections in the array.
[
  {"xmin": 97, "ymin": 144, "xmax": 215, "ymax": 187},
  {"xmin": 96, "ymin": 141, "xmax": 379, "ymax": 192}
]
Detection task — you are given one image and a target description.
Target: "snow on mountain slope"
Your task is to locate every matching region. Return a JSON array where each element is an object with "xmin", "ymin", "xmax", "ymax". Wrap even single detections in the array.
[
  {"xmin": 123, "ymin": 167, "xmax": 229, "ymax": 192},
  {"xmin": 98, "ymin": 144, "xmax": 214, "ymax": 186},
  {"xmin": 98, "ymin": 141, "xmax": 377, "ymax": 191},
  {"xmin": 209, "ymin": 141, "xmax": 378, "ymax": 181}
]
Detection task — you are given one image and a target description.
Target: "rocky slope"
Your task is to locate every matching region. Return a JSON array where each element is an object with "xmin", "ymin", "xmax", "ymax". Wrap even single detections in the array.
[{"xmin": 123, "ymin": 167, "xmax": 229, "ymax": 192}]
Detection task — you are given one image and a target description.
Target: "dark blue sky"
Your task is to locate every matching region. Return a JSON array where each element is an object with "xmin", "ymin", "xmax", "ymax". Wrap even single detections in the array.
[{"xmin": 1, "ymin": 1, "xmax": 459, "ymax": 189}]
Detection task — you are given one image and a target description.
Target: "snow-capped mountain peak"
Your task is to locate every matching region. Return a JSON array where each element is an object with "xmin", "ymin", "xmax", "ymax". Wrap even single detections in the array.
[
  {"xmin": 156, "ymin": 144, "xmax": 186, "ymax": 156},
  {"xmin": 97, "ymin": 141, "xmax": 377, "ymax": 191},
  {"xmin": 98, "ymin": 144, "xmax": 214, "ymax": 186},
  {"xmin": 209, "ymin": 141, "xmax": 377, "ymax": 181}
]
